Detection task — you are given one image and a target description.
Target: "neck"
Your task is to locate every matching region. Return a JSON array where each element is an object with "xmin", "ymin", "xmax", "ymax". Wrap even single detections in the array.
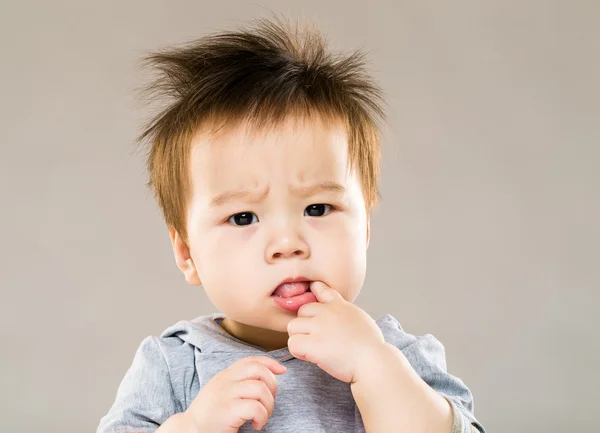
[{"xmin": 220, "ymin": 317, "xmax": 289, "ymax": 352}]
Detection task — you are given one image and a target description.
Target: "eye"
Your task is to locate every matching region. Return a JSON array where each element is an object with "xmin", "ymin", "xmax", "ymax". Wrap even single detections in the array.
[
  {"xmin": 228, "ymin": 212, "xmax": 259, "ymax": 226},
  {"xmin": 304, "ymin": 204, "xmax": 333, "ymax": 217}
]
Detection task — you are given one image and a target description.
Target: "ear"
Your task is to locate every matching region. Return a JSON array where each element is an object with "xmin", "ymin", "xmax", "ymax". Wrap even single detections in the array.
[{"xmin": 169, "ymin": 227, "xmax": 202, "ymax": 286}]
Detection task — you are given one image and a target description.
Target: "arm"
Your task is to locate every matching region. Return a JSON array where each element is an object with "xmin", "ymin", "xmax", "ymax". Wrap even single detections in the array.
[
  {"xmin": 96, "ymin": 337, "xmax": 180, "ymax": 433},
  {"xmin": 155, "ymin": 413, "xmax": 196, "ymax": 433},
  {"xmin": 351, "ymin": 342, "xmax": 453, "ymax": 433},
  {"xmin": 352, "ymin": 328, "xmax": 486, "ymax": 433}
]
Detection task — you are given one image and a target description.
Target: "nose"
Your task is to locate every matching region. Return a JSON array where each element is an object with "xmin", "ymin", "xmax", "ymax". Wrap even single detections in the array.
[{"xmin": 265, "ymin": 228, "xmax": 310, "ymax": 263}]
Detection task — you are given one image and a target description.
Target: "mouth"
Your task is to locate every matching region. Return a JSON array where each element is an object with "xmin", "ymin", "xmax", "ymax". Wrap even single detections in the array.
[
  {"xmin": 271, "ymin": 277, "xmax": 312, "ymax": 298},
  {"xmin": 271, "ymin": 277, "xmax": 318, "ymax": 313}
]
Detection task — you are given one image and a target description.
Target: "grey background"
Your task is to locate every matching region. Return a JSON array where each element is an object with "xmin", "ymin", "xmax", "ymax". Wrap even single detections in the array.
[{"xmin": 1, "ymin": 1, "xmax": 598, "ymax": 432}]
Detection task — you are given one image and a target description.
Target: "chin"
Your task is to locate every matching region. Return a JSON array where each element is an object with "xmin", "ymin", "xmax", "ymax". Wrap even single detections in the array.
[
  {"xmin": 262, "ymin": 311, "xmax": 296, "ymax": 333},
  {"xmin": 228, "ymin": 310, "xmax": 289, "ymax": 332}
]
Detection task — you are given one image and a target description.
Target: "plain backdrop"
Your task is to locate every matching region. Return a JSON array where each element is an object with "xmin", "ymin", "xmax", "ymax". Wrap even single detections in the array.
[{"xmin": 1, "ymin": 1, "xmax": 599, "ymax": 432}]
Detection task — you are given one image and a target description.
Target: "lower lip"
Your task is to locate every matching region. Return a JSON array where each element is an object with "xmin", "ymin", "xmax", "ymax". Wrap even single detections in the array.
[{"xmin": 271, "ymin": 291, "xmax": 318, "ymax": 312}]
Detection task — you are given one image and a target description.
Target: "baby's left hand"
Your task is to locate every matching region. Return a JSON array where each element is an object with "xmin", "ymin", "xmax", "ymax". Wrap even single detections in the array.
[{"xmin": 287, "ymin": 281, "xmax": 386, "ymax": 383}]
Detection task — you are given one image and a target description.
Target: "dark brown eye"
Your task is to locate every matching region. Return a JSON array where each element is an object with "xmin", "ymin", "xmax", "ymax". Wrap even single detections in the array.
[
  {"xmin": 304, "ymin": 204, "xmax": 332, "ymax": 217},
  {"xmin": 228, "ymin": 212, "xmax": 258, "ymax": 226}
]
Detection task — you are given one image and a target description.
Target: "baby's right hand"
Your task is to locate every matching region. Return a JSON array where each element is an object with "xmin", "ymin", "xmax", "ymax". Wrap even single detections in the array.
[{"xmin": 182, "ymin": 356, "xmax": 287, "ymax": 432}]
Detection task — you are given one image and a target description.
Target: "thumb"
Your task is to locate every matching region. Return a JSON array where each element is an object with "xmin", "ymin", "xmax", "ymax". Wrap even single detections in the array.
[{"xmin": 309, "ymin": 281, "xmax": 341, "ymax": 303}]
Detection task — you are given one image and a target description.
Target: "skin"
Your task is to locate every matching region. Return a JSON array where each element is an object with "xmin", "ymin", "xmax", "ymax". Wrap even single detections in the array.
[
  {"xmin": 169, "ymin": 114, "xmax": 370, "ymax": 351},
  {"xmin": 166, "ymin": 114, "xmax": 454, "ymax": 433}
]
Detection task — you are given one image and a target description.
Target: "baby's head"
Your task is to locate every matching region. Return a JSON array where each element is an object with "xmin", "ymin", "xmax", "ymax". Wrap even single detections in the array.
[{"xmin": 138, "ymin": 17, "xmax": 385, "ymax": 342}]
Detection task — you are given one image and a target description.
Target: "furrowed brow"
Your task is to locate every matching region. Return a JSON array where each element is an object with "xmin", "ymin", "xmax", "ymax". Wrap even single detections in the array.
[
  {"xmin": 210, "ymin": 187, "xmax": 269, "ymax": 207},
  {"xmin": 210, "ymin": 182, "xmax": 344, "ymax": 207},
  {"xmin": 290, "ymin": 181, "xmax": 346, "ymax": 198}
]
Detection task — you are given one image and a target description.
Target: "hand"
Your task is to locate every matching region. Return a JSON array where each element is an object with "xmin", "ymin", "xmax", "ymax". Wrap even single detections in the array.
[
  {"xmin": 182, "ymin": 356, "xmax": 286, "ymax": 432},
  {"xmin": 287, "ymin": 281, "xmax": 386, "ymax": 383}
]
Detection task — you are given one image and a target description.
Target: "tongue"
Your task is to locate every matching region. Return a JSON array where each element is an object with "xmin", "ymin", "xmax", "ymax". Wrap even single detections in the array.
[{"xmin": 272, "ymin": 282, "xmax": 310, "ymax": 298}]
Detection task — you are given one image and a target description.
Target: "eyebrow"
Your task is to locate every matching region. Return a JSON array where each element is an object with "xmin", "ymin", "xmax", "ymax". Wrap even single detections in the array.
[{"xmin": 209, "ymin": 181, "xmax": 346, "ymax": 207}]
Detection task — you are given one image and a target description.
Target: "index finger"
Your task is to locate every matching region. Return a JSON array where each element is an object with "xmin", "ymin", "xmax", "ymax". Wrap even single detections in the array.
[
  {"xmin": 228, "ymin": 357, "xmax": 286, "ymax": 396},
  {"xmin": 241, "ymin": 356, "xmax": 287, "ymax": 373}
]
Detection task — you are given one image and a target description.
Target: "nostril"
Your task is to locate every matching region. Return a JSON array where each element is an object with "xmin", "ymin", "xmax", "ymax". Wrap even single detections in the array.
[{"xmin": 270, "ymin": 249, "xmax": 307, "ymax": 260}]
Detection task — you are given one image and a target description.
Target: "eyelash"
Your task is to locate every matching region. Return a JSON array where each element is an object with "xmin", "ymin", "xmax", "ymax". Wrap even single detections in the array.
[{"xmin": 226, "ymin": 204, "xmax": 335, "ymax": 227}]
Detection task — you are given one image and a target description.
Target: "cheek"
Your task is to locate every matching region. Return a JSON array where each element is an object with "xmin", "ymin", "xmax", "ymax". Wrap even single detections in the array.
[
  {"xmin": 310, "ymin": 218, "xmax": 367, "ymax": 300},
  {"xmin": 194, "ymin": 227, "xmax": 261, "ymax": 296}
]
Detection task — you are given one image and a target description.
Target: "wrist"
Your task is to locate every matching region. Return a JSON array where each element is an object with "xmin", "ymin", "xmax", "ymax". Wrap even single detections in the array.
[
  {"xmin": 174, "ymin": 412, "xmax": 199, "ymax": 433},
  {"xmin": 352, "ymin": 342, "xmax": 402, "ymax": 385},
  {"xmin": 156, "ymin": 412, "xmax": 197, "ymax": 433}
]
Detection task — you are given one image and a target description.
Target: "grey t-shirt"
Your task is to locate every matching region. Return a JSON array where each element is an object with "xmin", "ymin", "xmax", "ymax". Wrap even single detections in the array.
[{"xmin": 97, "ymin": 313, "xmax": 485, "ymax": 433}]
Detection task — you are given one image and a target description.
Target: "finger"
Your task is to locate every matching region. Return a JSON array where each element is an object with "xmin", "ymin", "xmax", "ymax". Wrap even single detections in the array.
[
  {"xmin": 232, "ymin": 379, "xmax": 275, "ymax": 417},
  {"xmin": 233, "ymin": 356, "xmax": 286, "ymax": 375},
  {"xmin": 287, "ymin": 333, "xmax": 312, "ymax": 362},
  {"xmin": 296, "ymin": 301, "xmax": 323, "ymax": 317},
  {"xmin": 230, "ymin": 399, "xmax": 268, "ymax": 431},
  {"xmin": 228, "ymin": 359, "xmax": 281, "ymax": 397},
  {"xmin": 309, "ymin": 281, "xmax": 341, "ymax": 303},
  {"xmin": 247, "ymin": 355, "xmax": 288, "ymax": 374},
  {"xmin": 287, "ymin": 317, "xmax": 316, "ymax": 335}
]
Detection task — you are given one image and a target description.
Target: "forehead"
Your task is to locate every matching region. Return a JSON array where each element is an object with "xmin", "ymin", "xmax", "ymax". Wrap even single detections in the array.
[{"xmin": 189, "ymin": 116, "xmax": 352, "ymax": 194}]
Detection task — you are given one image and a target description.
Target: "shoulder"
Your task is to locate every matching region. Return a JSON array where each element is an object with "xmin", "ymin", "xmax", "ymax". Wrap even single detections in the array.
[
  {"xmin": 376, "ymin": 314, "xmax": 447, "ymax": 368},
  {"xmin": 376, "ymin": 314, "xmax": 447, "ymax": 371},
  {"xmin": 129, "ymin": 320, "xmax": 198, "ymax": 376},
  {"xmin": 96, "ymin": 320, "xmax": 205, "ymax": 433},
  {"xmin": 152, "ymin": 321, "xmax": 198, "ymax": 366},
  {"xmin": 96, "ymin": 336, "xmax": 181, "ymax": 432},
  {"xmin": 376, "ymin": 314, "xmax": 482, "ymax": 429}
]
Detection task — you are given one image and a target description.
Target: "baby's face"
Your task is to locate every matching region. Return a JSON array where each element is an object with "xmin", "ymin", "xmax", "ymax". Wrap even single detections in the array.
[{"xmin": 183, "ymin": 115, "xmax": 369, "ymax": 333}]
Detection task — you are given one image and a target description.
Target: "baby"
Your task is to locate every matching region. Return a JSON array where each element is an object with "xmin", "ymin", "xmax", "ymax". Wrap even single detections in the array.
[{"xmin": 97, "ymin": 17, "xmax": 485, "ymax": 433}]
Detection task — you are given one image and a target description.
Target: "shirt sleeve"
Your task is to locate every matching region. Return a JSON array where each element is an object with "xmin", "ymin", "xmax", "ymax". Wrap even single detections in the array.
[
  {"xmin": 399, "ymin": 334, "xmax": 486, "ymax": 433},
  {"xmin": 445, "ymin": 396, "xmax": 485, "ymax": 433},
  {"xmin": 96, "ymin": 336, "xmax": 181, "ymax": 433}
]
